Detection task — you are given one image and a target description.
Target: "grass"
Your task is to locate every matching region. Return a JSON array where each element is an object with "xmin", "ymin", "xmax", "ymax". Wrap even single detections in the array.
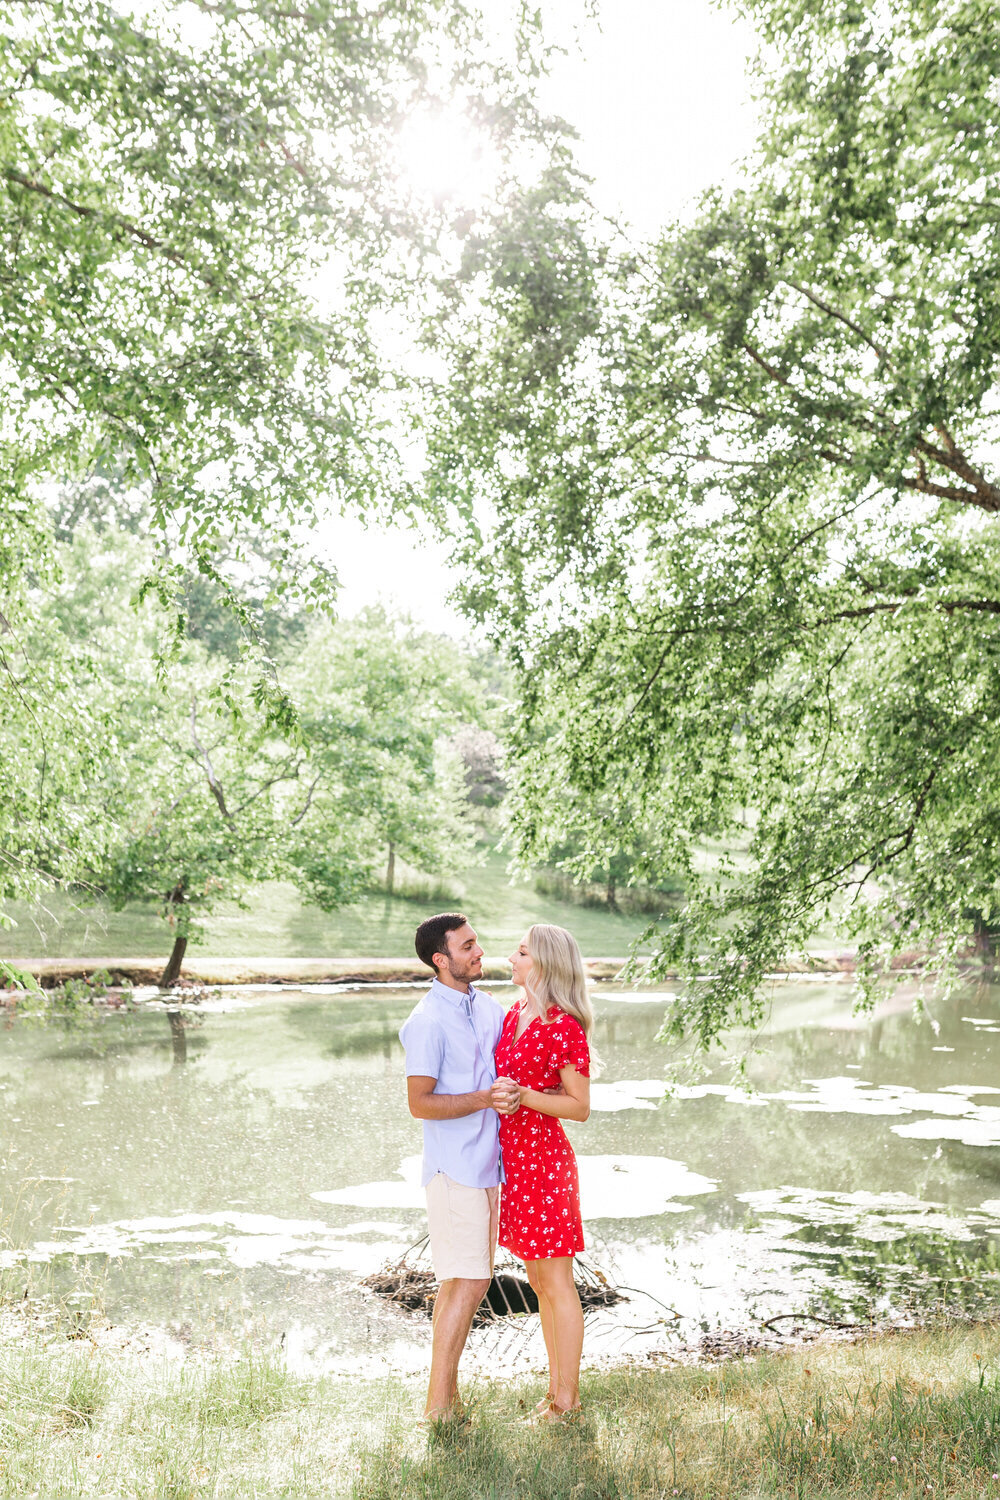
[
  {"xmin": 0, "ymin": 852, "xmax": 660, "ymax": 963},
  {"xmin": 2, "ymin": 1323, "xmax": 1000, "ymax": 1497},
  {"xmin": 0, "ymin": 851, "xmax": 849, "ymax": 966}
]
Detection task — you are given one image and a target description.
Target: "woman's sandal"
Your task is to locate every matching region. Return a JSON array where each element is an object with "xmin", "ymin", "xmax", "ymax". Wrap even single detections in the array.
[{"xmin": 547, "ymin": 1404, "xmax": 585, "ymax": 1426}]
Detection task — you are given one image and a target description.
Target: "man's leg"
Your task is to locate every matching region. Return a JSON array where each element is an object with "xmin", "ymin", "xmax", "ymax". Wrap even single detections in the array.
[
  {"xmin": 423, "ymin": 1176, "xmax": 496, "ymax": 1420},
  {"xmin": 425, "ymin": 1276, "xmax": 490, "ymax": 1418}
]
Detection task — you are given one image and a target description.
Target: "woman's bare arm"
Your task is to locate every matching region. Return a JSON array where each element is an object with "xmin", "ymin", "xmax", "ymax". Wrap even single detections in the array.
[{"xmin": 497, "ymin": 1066, "xmax": 590, "ymax": 1122}]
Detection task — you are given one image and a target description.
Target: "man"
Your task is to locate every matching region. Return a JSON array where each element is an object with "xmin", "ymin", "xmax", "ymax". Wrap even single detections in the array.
[{"xmin": 399, "ymin": 911, "xmax": 517, "ymax": 1424}]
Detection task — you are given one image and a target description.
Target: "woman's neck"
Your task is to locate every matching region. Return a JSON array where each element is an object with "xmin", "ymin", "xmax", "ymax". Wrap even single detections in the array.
[{"xmin": 521, "ymin": 991, "xmax": 553, "ymax": 1022}]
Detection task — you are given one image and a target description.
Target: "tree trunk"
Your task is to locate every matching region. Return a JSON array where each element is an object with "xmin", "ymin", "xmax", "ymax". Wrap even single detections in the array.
[
  {"xmin": 160, "ymin": 931, "xmax": 187, "ymax": 989},
  {"xmin": 386, "ymin": 842, "xmax": 395, "ymax": 897},
  {"xmin": 160, "ymin": 879, "xmax": 188, "ymax": 989},
  {"xmin": 606, "ymin": 871, "xmax": 618, "ymax": 911},
  {"xmin": 970, "ymin": 909, "xmax": 999, "ymax": 975},
  {"xmin": 167, "ymin": 1009, "xmax": 187, "ymax": 1065}
]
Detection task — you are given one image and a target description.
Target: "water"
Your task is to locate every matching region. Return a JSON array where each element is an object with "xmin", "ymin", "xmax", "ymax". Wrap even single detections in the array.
[{"xmin": 2, "ymin": 978, "xmax": 1000, "ymax": 1374}]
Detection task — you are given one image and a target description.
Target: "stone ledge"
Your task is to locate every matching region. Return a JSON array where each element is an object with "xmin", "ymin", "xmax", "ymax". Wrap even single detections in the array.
[
  {"xmin": 5, "ymin": 948, "xmax": 947, "ymax": 989},
  {"xmin": 12, "ymin": 956, "xmax": 625, "ymax": 988}
]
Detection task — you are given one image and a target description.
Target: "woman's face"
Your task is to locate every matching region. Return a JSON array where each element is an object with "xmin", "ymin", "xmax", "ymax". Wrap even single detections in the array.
[{"xmin": 508, "ymin": 935, "xmax": 533, "ymax": 990}]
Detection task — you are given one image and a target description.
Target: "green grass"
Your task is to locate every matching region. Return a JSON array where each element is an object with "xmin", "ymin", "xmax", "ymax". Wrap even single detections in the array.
[
  {"xmin": 0, "ymin": 853, "xmax": 659, "ymax": 962},
  {"xmin": 3, "ymin": 1324, "xmax": 1000, "ymax": 1497}
]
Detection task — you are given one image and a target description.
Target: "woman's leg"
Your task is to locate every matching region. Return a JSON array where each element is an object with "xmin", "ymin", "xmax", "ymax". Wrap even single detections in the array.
[
  {"xmin": 525, "ymin": 1260, "xmax": 558, "ymax": 1401},
  {"xmin": 531, "ymin": 1257, "xmax": 583, "ymax": 1410}
]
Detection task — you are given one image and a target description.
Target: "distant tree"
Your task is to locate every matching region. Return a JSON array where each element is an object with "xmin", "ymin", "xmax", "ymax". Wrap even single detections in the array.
[
  {"xmin": 5, "ymin": 527, "xmax": 310, "ymax": 983},
  {"xmin": 425, "ymin": 0, "xmax": 1000, "ymax": 1047},
  {"xmin": 2, "ymin": 531, "xmax": 493, "ymax": 978},
  {"xmin": 283, "ymin": 609, "xmax": 484, "ymax": 903},
  {"xmin": 452, "ymin": 726, "xmax": 507, "ymax": 809}
]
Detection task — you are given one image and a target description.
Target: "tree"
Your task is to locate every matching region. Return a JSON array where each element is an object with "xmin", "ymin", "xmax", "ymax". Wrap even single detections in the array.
[
  {"xmin": 3, "ymin": 524, "xmax": 312, "ymax": 982},
  {"xmin": 0, "ymin": 0, "xmax": 553, "ymax": 911},
  {"xmin": 2, "ymin": 527, "xmax": 492, "ymax": 979},
  {"xmin": 425, "ymin": 0, "xmax": 1000, "ymax": 1048},
  {"xmin": 282, "ymin": 608, "xmax": 484, "ymax": 905}
]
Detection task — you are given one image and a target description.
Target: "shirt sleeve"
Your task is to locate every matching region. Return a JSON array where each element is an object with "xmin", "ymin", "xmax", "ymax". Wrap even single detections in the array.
[
  {"xmin": 550, "ymin": 1015, "xmax": 591, "ymax": 1078},
  {"xmin": 399, "ymin": 1012, "xmax": 445, "ymax": 1080}
]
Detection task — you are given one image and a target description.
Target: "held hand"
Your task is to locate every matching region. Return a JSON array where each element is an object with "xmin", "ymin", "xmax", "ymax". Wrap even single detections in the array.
[{"xmin": 491, "ymin": 1077, "xmax": 521, "ymax": 1114}]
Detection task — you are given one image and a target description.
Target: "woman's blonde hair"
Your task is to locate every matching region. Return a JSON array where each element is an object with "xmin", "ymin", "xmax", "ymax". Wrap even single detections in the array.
[{"xmin": 523, "ymin": 923, "xmax": 600, "ymax": 1072}]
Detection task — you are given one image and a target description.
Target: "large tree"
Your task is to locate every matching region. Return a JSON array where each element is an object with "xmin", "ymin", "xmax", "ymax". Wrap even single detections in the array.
[
  {"xmin": 426, "ymin": 0, "xmax": 1000, "ymax": 1047},
  {"xmin": 0, "ymin": 0, "xmax": 550, "ymax": 910}
]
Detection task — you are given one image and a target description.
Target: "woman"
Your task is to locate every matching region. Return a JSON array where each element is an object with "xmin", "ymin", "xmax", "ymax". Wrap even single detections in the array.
[{"xmin": 493, "ymin": 923, "xmax": 594, "ymax": 1424}]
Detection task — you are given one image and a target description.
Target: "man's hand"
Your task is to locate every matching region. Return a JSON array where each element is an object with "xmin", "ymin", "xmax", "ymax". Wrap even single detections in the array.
[{"xmin": 491, "ymin": 1076, "xmax": 521, "ymax": 1114}]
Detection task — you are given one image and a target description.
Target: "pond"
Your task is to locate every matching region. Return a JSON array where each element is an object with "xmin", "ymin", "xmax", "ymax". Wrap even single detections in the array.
[{"xmin": 2, "ymin": 977, "xmax": 1000, "ymax": 1375}]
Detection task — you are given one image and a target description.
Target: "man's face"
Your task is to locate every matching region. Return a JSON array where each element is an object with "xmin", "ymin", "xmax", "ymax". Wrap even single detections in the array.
[{"xmin": 436, "ymin": 923, "xmax": 484, "ymax": 983}]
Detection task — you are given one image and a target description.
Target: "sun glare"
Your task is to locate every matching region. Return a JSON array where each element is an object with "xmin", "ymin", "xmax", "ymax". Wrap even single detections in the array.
[{"xmin": 394, "ymin": 105, "xmax": 501, "ymax": 206}]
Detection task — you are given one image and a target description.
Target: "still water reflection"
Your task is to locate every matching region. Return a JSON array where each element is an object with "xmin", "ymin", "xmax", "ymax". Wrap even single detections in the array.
[{"xmin": 2, "ymin": 979, "xmax": 1000, "ymax": 1373}]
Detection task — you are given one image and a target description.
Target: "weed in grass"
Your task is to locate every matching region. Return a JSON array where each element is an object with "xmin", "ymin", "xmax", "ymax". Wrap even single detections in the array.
[
  {"xmin": 173, "ymin": 1354, "xmax": 305, "ymax": 1429},
  {"xmin": 0, "ymin": 1344, "xmax": 107, "ymax": 1435},
  {"xmin": 52, "ymin": 1361, "xmax": 109, "ymax": 1429}
]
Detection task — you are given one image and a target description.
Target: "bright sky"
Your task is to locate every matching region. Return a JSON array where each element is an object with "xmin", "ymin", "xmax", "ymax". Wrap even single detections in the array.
[{"xmin": 322, "ymin": 1, "xmax": 759, "ymax": 636}]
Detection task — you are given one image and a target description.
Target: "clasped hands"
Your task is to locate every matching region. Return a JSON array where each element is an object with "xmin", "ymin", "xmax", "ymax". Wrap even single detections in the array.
[
  {"xmin": 490, "ymin": 1078, "xmax": 564, "ymax": 1114},
  {"xmin": 490, "ymin": 1076, "xmax": 521, "ymax": 1115}
]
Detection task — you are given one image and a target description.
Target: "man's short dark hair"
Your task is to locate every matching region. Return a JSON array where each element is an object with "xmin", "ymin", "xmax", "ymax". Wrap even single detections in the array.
[{"xmin": 415, "ymin": 912, "xmax": 468, "ymax": 971}]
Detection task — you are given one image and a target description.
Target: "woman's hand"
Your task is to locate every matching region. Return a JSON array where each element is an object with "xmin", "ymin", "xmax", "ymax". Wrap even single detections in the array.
[{"xmin": 491, "ymin": 1076, "xmax": 521, "ymax": 1114}]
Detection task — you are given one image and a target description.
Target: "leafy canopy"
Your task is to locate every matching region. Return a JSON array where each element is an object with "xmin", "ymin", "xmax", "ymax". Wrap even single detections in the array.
[
  {"xmin": 2, "ymin": 524, "xmax": 490, "ymax": 967},
  {"xmin": 425, "ymin": 0, "xmax": 1000, "ymax": 1047},
  {"xmin": 0, "ymin": 0, "xmax": 550, "ymax": 910},
  {"xmin": 0, "ymin": 0, "xmax": 547, "ymax": 678}
]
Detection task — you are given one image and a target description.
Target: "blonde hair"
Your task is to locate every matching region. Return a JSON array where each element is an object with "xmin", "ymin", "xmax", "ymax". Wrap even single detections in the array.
[{"xmin": 523, "ymin": 923, "xmax": 600, "ymax": 1073}]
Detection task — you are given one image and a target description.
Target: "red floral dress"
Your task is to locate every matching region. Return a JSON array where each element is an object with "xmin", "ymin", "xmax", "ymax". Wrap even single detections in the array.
[{"xmin": 495, "ymin": 1002, "xmax": 591, "ymax": 1261}]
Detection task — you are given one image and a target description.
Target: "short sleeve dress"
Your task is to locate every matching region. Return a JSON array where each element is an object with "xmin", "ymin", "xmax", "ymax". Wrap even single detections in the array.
[{"xmin": 494, "ymin": 1002, "xmax": 591, "ymax": 1261}]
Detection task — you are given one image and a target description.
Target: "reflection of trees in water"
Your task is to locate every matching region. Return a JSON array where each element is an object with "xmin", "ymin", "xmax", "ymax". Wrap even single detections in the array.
[
  {"xmin": 755, "ymin": 981, "xmax": 1000, "ymax": 1078},
  {"xmin": 799, "ymin": 1225, "xmax": 1000, "ymax": 1323},
  {"xmin": 168, "ymin": 1009, "xmax": 186, "ymax": 1064},
  {"xmin": 282, "ymin": 998, "xmax": 413, "ymax": 1063},
  {"xmin": 35, "ymin": 1008, "xmax": 207, "ymax": 1066}
]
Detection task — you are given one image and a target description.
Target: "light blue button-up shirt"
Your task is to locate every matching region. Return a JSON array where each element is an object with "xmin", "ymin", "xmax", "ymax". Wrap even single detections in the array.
[{"xmin": 399, "ymin": 977, "xmax": 506, "ymax": 1189}]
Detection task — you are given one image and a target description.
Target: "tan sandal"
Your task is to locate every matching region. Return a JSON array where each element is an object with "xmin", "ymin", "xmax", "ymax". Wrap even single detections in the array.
[
  {"xmin": 541, "ymin": 1403, "xmax": 585, "ymax": 1426},
  {"xmin": 519, "ymin": 1396, "xmax": 555, "ymax": 1424},
  {"xmin": 523, "ymin": 1399, "xmax": 585, "ymax": 1427}
]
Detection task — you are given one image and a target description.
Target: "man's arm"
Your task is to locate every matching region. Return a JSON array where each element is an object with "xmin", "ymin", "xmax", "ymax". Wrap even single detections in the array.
[{"xmin": 407, "ymin": 1075, "xmax": 494, "ymax": 1120}]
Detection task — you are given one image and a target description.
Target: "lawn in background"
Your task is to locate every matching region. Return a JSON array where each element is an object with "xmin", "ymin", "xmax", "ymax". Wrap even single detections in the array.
[{"xmin": 0, "ymin": 852, "xmax": 657, "ymax": 961}]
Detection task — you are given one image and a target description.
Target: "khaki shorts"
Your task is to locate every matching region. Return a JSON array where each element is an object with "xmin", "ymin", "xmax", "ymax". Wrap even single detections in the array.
[{"xmin": 425, "ymin": 1173, "xmax": 499, "ymax": 1281}]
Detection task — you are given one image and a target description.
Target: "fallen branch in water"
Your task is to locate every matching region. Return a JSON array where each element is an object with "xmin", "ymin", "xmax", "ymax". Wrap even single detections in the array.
[
  {"xmin": 762, "ymin": 1313, "xmax": 868, "ymax": 1333},
  {"xmin": 360, "ymin": 1263, "xmax": 627, "ymax": 1325}
]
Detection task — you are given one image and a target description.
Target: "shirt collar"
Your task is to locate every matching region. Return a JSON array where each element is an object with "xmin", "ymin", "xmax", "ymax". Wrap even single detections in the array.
[{"xmin": 430, "ymin": 976, "xmax": 478, "ymax": 1008}]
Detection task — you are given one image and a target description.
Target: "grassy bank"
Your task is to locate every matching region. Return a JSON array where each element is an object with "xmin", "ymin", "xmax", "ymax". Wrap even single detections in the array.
[
  {"xmin": 3, "ymin": 1323, "xmax": 1000, "ymax": 1498},
  {"xmin": 0, "ymin": 851, "xmax": 846, "ymax": 966},
  {"xmin": 0, "ymin": 855, "xmax": 657, "ymax": 964}
]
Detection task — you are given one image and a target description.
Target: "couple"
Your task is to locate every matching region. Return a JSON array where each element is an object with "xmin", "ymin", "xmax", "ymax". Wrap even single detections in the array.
[{"xmin": 399, "ymin": 912, "xmax": 594, "ymax": 1429}]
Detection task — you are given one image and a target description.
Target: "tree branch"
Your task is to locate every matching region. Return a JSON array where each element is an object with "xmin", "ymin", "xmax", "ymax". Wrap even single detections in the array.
[
  {"xmin": 784, "ymin": 279, "xmax": 891, "ymax": 364},
  {"xmin": 230, "ymin": 758, "xmax": 303, "ymax": 815},
  {"xmin": 189, "ymin": 699, "xmax": 233, "ymax": 822},
  {"xmin": 3, "ymin": 168, "xmax": 218, "ymax": 288},
  {"xmin": 289, "ymin": 773, "xmax": 322, "ymax": 827}
]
